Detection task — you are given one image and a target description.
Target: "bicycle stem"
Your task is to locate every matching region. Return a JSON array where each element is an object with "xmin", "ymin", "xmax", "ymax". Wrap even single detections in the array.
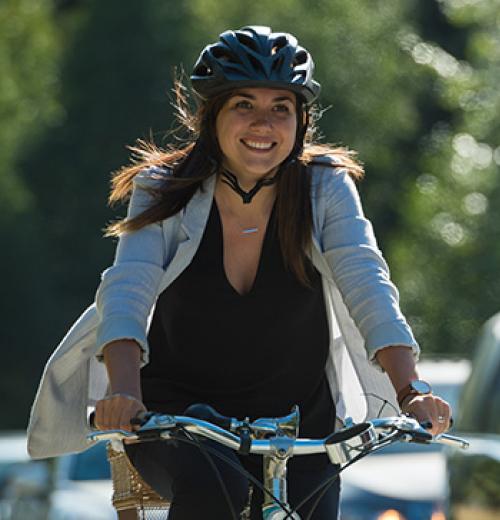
[{"xmin": 261, "ymin": 435, "xmax": 296, "ymax": 519}]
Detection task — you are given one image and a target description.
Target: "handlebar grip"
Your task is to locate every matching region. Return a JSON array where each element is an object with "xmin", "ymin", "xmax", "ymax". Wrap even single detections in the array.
[
  {"xmin": 87, "ymin": 409, "xmax": 150, "ymax": 431},
  {"xmin": 183, "ymin": 403, "xmax": 232, "ymax": 430}
]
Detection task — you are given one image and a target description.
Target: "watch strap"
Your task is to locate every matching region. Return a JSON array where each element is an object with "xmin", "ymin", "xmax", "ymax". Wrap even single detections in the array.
[{"xmin": 397, "ymin": 380, "xmax": 432, "ymax": 408}]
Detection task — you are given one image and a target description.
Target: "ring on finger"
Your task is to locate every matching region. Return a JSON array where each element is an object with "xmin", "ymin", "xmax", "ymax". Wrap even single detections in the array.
[{"xmin": 437, "ymin": 415, "xmax": 446, "ymax": 424}]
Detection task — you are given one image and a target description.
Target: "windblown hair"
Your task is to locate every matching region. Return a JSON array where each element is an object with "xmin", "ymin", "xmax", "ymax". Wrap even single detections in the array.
[{"xmin": 105, "ymin": 80, "xmax": 364, "ymax": 286}]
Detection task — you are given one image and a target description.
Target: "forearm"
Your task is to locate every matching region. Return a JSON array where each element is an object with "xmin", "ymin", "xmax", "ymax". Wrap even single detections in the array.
[
  {"xmin": 375, "ymin": 345, "xmax": 419, "ymax": 394},
  {"xmin": 103, "ymin": 340, "xmax": 142, "ymax": 399}
]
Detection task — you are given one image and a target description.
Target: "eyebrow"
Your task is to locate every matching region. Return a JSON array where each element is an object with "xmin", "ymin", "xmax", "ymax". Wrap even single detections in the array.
[{"xmin": 232, "ymin": 92, "xmax": 295, "ymax": 103}]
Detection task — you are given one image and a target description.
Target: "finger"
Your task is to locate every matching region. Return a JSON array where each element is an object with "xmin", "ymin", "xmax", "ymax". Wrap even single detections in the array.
[
  {"xmin": 130, "ymin": 408, "xmax": 148, "ymax": 431},
  {"xmin": 118, "ymin": 407, "xmax": 133, "ymax": 432},
  {"xmin": 426, "ymin": 397, "xmax": 450, "ymax": 435},
  {"xmin": 96, "ymin": 396, "xmax": 129, "ymax": 430},
  {"xmin": 118, "ymin": 402, "xmax": 144, "ymax": 432},
  {"xmin": 94, "ymin": 399, "xmax": 112, "ymax": 430},
  {"xmin": 405, "ymin": 396, "xmax": 439, "ymax": 435},
  {"xmin": 108, "ymin": 397, "xmax": 127, "ymax": 430},
  {"xmin": 435, "ymin": 400, "xmax": 452, "ymax": 434}
]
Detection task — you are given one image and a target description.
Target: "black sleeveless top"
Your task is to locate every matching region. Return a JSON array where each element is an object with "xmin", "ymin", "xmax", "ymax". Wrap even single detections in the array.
[{"xmin": 141, "ymin": 199, "xmax": 335, "ymax": 444}]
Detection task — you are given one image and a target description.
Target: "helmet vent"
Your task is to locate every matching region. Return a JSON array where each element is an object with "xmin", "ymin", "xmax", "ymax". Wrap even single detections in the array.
[
  {"xmin": 237, "ymin": 32, "xmax": 260, "ymax": 53},
  {"xmin": 247, "ymin": 53, "xmax": 264, "ymax": 74},
  {"xmin": 294, "ymin": 50, "xmax": 308, "ymax": 66},
  {"xmin": 272, "ymin": 55, "xmax": 284, "ymax": 71},
  {"xmin": 212, "ymin": 45, "xmax": 236, "ymax": 63},
  {"xmin": 272, "ymin": 35, "xmax": 288, "ymax": 53},
  {"xmin": 193, "ymin": 63, "xmax": 210, "ymax": 77}
]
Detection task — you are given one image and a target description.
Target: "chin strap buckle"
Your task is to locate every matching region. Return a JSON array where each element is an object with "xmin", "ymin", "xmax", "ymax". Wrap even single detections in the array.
[{"xmin": 220, "ymin": 168, "xmax": 279, "ymax": 204}]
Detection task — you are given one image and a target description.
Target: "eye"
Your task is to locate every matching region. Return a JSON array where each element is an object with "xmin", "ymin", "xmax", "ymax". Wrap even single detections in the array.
[
  {"xmin": 234, "ymin": 100, "xmax": 252, "ymax": 110},
  {"xmin": 273, "ymin": 104, "xmax": 291, "ymax": 113}
]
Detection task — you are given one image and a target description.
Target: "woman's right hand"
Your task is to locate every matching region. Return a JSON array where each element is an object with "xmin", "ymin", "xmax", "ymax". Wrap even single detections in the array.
[{"xmin": 94, "ymin": 393, "xmax": 147, "ymax": 432}]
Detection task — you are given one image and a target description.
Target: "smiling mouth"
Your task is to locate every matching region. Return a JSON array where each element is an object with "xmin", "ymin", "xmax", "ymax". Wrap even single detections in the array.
[{"xmin": 241, "ymin": 139, "xmax": 276, "ymax": 151}]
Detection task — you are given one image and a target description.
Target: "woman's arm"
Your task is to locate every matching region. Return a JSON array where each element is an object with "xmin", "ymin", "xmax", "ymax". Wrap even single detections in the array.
[
  {"xmin": 375, "ymin": 345, "xmax": 418, "ymax": 392},
  {"xmin": 318, "ymin": 166, "xmax": 450, "ymax": 433},
  {"xmin": 376, "ymin": 345, "xmax": 451, "ymax": 435},
  {"xmin": 94, "ymin": 168, "xmax": 170, "ymax": 429},
  {"xmin": 318, "ymin": 166, "xmax": 419, "ymax": 362},
  {"xmin": 95, "ymin": 168, "xmax": 169, "ymax": 363},
  {"xmin": 103, "ymin": 339, "xmax": 143, "ymax": 397},
  {"xmin": 94, "ymin": 336, "xmax": 147, "ymax": 432}
]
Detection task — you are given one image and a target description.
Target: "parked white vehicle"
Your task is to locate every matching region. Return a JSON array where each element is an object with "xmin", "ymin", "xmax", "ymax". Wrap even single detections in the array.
[
  {"xmin": 340, "ymin": 358, "xmax": 471, "ymax": 520},
  {"xmin": 0, "ymin": 432, "xmax": 49, "ymax": 520},
  {"xmin": 47, "ymin": 442, "xmax": 115, "ymax": 520},
  {"xmin": 447, "ymin": 312, "xmax": 500, "ymax": 520}
]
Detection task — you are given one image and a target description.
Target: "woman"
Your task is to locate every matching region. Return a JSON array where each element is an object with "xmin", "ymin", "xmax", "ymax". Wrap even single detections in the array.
[{"xmin": 28, "ymin": 26, "xmax": 451, "ymax": 520}]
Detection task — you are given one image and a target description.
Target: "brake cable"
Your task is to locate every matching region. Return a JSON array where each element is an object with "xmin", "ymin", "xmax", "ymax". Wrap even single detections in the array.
[
  {"xmin": 171, "ymin": 427, "xmax": 398, "ymax": 520},
  {"xmin": 302, "ymin": 430, "xmax": 404, "ymax": 520},
  {"xmin": 171, "ymin": 428, "xmax": 294, "ymax": 517},
  {"xmin": 178, "ymin": 426, "xmax": 239, "ymax": 520}
]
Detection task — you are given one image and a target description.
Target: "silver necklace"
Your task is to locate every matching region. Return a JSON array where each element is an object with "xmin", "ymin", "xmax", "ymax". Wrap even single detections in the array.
[{"xmin": 242, "ymin": 226, "xmax": 259, "ymax": 235}]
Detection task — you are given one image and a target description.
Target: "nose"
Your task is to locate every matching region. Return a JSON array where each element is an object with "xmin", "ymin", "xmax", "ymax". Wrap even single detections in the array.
[{"xmin": 249, "ymin": 109, "xmax": 273, "ymax": 131}]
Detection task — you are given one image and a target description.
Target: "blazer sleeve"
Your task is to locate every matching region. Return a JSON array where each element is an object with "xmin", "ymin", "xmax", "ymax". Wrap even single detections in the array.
[
  {"xmin": 94, "ymin": 168, "xmax": 169, "ymax": 364},
  {"xmin": 318, "ymin": 164, "xmax": 420, "ymax": 363}
]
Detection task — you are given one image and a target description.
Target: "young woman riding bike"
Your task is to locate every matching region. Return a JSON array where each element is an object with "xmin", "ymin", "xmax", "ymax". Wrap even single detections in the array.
[{"xmin": 28, "ymin": 26, "xmax": 452, "ymax": 520}]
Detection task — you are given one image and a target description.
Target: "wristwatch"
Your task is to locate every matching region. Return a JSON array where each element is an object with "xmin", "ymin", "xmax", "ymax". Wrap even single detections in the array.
[{"xmin": 397, "ymin": 379, "xmax": 432, "ymax": 408}]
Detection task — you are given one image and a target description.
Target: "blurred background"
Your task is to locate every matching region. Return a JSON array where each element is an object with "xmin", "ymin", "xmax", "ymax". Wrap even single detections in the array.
[{"xmin": 0, "ymin": 0, "xmax": 499, "ymax": 518}]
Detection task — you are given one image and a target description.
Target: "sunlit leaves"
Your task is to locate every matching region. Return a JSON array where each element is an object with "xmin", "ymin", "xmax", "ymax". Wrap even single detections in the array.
[{"xmin": 389, "ymin": 0, "xmax": 500, "ymax": 356}]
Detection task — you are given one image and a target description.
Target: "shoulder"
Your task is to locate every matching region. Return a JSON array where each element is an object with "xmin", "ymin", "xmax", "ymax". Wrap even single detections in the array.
[
  {"xmin": 133, "ymin": 165, "xmax": 173, "ymax": 190},
  {"xmin": 127, "ymin": 166, "xmax": 172, "ymax": 216},
  {"xmin": 307, "ymin": 154, "xmax": 357, "ymax": 200}
]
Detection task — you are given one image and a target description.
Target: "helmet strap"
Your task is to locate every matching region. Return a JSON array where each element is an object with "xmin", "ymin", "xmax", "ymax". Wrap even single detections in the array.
[{"xmin": 220, "ymin": 167, "xmax": 279, "ymax": 204}]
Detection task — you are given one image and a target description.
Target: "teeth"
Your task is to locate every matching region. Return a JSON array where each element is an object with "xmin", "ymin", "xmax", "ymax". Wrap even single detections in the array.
[{"xmin": 243, "ymin": 140, "xmax": 273, "ymax": 150}]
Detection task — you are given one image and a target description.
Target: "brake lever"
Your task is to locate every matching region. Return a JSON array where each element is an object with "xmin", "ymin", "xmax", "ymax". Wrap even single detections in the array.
[
  {"xmin": 130, "ymin": 411, "xmax": 157, "ymax": 428},
  {"xmin": 133, "ymin": 413, "xmax": 178, "ymax": 433}
]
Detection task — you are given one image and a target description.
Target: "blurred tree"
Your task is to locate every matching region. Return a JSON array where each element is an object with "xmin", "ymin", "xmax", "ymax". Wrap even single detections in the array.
[
  {"xmin": 389, "ymin": 0, "xmax": 500, "ymax": 356},
  {"xmin": 0, "ymin": 0, "xmax": 62, "ymax": 217},
  {"xmin": 185, "ymin": 0, "xmax": 431, "ymax": 239},
  {"xmin": 5, "ymin": 0, "xmax": 194, "ymax": 428},
  {"xmin": 0, "ymin": 0, "xmax": 63, "ymax": 428}
]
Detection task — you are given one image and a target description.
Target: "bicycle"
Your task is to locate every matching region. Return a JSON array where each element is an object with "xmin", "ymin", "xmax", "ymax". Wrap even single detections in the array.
[{"xmin": 88, "ymin": 404, "xmax": 469, "ymax": 520}]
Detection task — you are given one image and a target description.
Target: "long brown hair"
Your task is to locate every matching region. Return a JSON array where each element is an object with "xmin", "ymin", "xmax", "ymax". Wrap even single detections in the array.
[{"xmin": 105, "ymin": 80, "xmax": 364, "ymax": 286}]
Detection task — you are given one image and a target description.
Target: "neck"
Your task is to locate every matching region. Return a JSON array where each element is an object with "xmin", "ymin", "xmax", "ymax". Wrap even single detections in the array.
[{"xmin": 215, "ymin": 174, "xmax": 276, "ymax": 218}]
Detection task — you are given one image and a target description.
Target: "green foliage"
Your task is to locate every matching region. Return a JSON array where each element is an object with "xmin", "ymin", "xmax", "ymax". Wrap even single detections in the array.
[
  {"xmin": 187, "ymin": 0, "xmax": 428, "ymax": 234},
  {"xmin": 0, "ymin": 0, "xmax": 64, "ymax": 428},
  {"xmin": 0, "ymin": 0, "xmax": 62, "ymax": 216},
  {"xmin": 388, "ymin": 0, "xmax": 500, "ymax": 356}
]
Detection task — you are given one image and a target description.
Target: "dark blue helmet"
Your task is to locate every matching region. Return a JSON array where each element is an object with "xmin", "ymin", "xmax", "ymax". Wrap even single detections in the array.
[{"xmin": 191, "ymin": 26, "xmax": 321, "ymax": 105}]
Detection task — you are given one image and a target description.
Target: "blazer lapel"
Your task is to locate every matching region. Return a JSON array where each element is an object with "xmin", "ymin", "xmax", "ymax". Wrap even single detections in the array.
[{"xmin": 158, "ymin": 175, "xmax": 216, "ymax": 293}]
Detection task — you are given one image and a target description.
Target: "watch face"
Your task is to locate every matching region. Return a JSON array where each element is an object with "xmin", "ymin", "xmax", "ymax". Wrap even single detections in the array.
[{"xmin": 411, "ymin": 380, "xmax": 432, "ymax": 394}]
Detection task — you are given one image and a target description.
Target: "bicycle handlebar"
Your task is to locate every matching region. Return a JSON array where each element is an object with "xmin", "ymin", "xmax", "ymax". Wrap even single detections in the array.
[{"xmin": 88, "ymin": 404, "xmax": 469, "ymax": 465}]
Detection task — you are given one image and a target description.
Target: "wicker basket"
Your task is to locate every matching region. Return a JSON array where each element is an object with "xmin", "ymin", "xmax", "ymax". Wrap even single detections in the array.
[
  {"xmin": 106, "ymin": 441, "xmax": 253, "ymax": 519},
  {"xmin": 106, "ymin": 442, "xmax": 170, "ymax": 519}
]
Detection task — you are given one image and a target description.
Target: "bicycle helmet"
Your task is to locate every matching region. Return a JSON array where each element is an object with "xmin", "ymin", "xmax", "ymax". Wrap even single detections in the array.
[{"xmin": 191, "ymin": 26, "xmax": 320, "ymax": 105}]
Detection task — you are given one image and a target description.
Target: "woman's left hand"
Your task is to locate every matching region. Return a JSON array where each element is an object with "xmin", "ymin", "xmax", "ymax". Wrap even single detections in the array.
[{"xmin": 401, "ymin": 394, "xmax": 452, "ymax": 436}]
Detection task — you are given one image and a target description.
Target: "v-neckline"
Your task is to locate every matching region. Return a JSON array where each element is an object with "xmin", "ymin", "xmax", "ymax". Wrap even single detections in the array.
[{"xmin": 213, "ymin": 200, "xmax": 276, "ymax": 297}]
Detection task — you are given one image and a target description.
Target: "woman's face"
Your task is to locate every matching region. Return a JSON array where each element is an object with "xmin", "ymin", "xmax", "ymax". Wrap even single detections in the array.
[{"xmin": 215, "ymin": 87, "xmax": 297, "ymax": 182}]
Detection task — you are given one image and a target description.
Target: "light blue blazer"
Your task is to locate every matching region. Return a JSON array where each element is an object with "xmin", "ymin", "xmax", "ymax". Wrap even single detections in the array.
[{"xmin": 27, "ymin": 156, "xmax": 419, "ymax": 459}]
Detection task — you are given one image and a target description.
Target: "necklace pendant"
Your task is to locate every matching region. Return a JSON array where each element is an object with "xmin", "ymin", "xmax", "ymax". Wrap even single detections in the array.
[{"xmin": 242, "ymin": 227, "xmax": 259, "ymax": 234}]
